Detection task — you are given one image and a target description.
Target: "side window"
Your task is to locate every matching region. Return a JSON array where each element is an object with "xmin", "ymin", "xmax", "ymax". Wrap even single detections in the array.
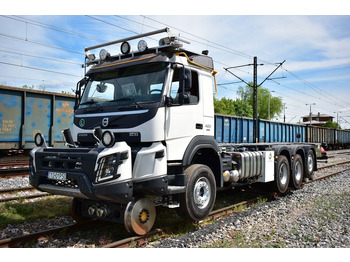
[{"xmin": 170, "ymin": 68, "xmax": 199, "ymax": 105}]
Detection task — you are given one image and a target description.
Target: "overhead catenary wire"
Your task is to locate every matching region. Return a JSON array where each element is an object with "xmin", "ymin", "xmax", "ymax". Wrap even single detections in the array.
[
  {"xmin": 0, "ymin": 61, "xmax": 82, "ymax": 78},
  {"xmin": 0, "ymin": 15, "xmax": 349, "ymax": 125}
]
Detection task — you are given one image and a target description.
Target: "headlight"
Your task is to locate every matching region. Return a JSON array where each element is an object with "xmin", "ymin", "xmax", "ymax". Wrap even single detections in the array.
[
  {"xmin": 102, "ymin": 131, "xmax": 115, "ymax": 148},
  {"xmin": 96, "ymin": 154, "xmax": 119, "ymax": 183},
  {"xmin": 95, "ymin": 151, "xmax": 129, "ymax": 183}
]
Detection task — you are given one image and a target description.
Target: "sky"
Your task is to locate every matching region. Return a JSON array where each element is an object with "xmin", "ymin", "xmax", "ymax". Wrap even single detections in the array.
[{"xmin": 1, "ymin": 1, "xmax": 350, "ymax": 128}]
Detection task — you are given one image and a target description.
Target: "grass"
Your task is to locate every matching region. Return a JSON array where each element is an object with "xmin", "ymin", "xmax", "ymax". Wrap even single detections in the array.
[{"xmin": 0, "ymin": 196, "xmax": 70, "ymax": 228}]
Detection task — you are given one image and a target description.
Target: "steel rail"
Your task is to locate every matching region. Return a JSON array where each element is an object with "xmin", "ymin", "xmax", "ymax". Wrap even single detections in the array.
[{"xmin": 0, "ymin": 223, "xmax": 78, "ymax": 248}]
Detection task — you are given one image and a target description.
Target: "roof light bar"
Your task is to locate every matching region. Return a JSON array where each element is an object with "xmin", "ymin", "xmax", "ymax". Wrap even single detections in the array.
[{"xmin": 85, "ymin": 27, "xmax": 171, "ymax": 52}]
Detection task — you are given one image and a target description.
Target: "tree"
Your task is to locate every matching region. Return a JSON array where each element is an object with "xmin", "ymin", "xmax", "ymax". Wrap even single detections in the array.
[
  {"xmin": 214, "ymin": 97, "xmax": 235, "ymax": 115},
  {"xmin": 322, "ymin": 121, "xmax": 341, "ymax": 129},
  {"xmin": 234, "ymin": 99, "xmax": 253, "ymax": 117},
  {"xmin": 237, "ymin": 84, "xmax": 283, "ymax": 120}
]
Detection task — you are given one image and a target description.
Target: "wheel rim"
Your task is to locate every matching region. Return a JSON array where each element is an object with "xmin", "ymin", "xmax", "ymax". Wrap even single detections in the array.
[
  {"xmin": 279, "ymin": 163, "xmax": 288, "ymax": 185},
  {"xmin": 193, "ymin": 177, "xmax": 211, "ymax": 209},
  {"xmin": 295, "ymin": 161, "xmax": 302, "ymax": 181},
  {"xmin": 308, "ymin": 155, "xmax": 314, "ymax": 173}
]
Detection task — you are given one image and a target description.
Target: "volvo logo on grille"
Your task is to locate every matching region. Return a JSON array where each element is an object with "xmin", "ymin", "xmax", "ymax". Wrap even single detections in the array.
[{"xmin": 102, "ymin": 117, "xmax": 109, "ymax": 127}]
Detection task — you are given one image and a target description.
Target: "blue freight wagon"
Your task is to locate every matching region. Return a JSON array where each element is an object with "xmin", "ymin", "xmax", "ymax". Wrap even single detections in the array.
[
  {"xmin": 0, "ymin": 85, "xmax": 75, "ymax": 152},
  {"xmin": 214, "ymin": 114, "xmax": 306, "ymax": 145},
  {"xmin": 1, "ymin": 85, "xmax": 349, "ymax": 153}
]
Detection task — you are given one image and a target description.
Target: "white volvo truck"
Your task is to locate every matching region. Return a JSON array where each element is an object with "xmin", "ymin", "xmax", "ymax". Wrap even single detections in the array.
[{"xmin": 29, "ymin": 28, "xmax": 317, "ymax": 235}]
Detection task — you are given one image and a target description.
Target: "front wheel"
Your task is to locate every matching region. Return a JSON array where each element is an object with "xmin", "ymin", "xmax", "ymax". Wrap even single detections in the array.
[{"xmin": 178, "ymin": 164, "xmax": 216, "ymax": 221}]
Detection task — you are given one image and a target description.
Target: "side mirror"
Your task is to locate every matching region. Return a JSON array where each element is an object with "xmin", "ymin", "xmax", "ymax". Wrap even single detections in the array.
[
  {"xmin": 179, "ymin": 67, "xmax": 192, "ymax": 90},
  {"xmin": 178, "ymin": 67, "xmax": 191, "ymax": 105},
  {"xmin": 74, "ymin": 77, "xmax": 87, "ymax": 110}
]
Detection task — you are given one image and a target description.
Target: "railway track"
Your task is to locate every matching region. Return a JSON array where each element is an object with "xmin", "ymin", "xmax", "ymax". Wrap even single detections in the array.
[
  {"xmin": 1, "ymin": 157, "xmax": 350, "ymax": 248},
  {"xmin": 0, "ymin": 187, "xmax": 50, "ymax": 202},
  {"xmin": 0, "ymin": 166, "xmax": 29, "ymax": 179}
]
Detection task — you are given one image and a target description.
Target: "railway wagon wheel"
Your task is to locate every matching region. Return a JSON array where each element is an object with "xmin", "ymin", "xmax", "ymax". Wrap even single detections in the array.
[
  {"xmin": 290, "ymin": 154, "xmax": 304, "ymax": 189},
  {"xmin": 178, "ymin": 164, "xmax": 216, "ymax": 221},
  {"xmin": 274, "ymin": 155, "xmax": 290, "ymax": 194},
  {"xmin": 124, "ymin": 197, "xmax": 156, "ymax": 235},
  {"xmin": 69, "ymin": 197, "xmax": 91, "ymax": 224}
]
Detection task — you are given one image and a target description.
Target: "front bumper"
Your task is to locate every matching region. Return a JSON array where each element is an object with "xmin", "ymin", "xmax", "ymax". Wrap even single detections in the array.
[{"xmin": 29, "ymin": 146, "xmax": 133, "ymax": 204}]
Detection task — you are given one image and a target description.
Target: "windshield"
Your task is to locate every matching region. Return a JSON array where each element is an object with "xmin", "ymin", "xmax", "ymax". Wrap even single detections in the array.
[{"xmin": 79, "ymin": 62, "xmax": 168, "ymax": 108}]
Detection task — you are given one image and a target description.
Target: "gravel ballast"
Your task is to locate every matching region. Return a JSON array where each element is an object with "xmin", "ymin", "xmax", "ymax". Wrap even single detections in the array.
[
  {"xmin": 1, "ymin": 158, "xmax": 350, "ymax": 248},
  {"xmin": 154, "ymin": 171, "xmax": 350, "ymax": 248}
]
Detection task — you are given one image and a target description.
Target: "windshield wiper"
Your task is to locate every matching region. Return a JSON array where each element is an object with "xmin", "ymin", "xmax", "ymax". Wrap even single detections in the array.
[
  {"xmin": 79, "ymin": 99, "xmax": 103, "ymax": 112},
  {"xmin": 109, "ymin": 97, "xmax": 143, "ymax": 109},
  {"xmin": 79, "ymin": 99, "xmax": 99, "ymax": 106}
]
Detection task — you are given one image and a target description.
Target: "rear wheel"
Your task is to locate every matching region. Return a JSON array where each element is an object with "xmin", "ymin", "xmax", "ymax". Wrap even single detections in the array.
[
  {"xmin": 274, "ymin": 155, "xmax": 290, "ymax": 194},
  {"xmin": 178, "ymin": 164, "xmax": 216, "ymax": 221},
  {"xmin": 306, "ymin": 150, "xmax": 315, "ymax": 180},
  {"xmin": 290, "ymin": 154, "xmax": 303, "ymax": 189}
]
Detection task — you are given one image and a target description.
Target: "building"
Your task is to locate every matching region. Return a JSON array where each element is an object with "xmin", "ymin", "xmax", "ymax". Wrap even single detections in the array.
[{"xmin": 301, "ymin": 112, "xmax": 334, "ymax": 126}]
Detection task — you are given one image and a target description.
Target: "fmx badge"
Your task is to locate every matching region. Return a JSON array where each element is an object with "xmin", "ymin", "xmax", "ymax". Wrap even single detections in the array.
[{"xmin": 79, "ymin": 119, "xmax": 85, "ymax": 128}]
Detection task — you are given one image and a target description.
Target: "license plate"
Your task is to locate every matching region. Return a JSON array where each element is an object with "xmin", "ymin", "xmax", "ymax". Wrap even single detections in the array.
[{"xmin": 47, "ymin": 171, "xmax": 67, "ymax": 181}]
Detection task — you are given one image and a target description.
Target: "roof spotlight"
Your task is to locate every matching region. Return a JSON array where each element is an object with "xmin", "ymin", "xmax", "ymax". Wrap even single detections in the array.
[
  {"xmin": 99, "ymin": 49, "xmax": 110, "ymax": 60},
  {"xmin": 137, "ymin": 40, "xmax": 148, "ymax": 52},
  {"xmin": 86, "ymin": 51, "xmax": 96, "ymax": 61},
  {"xmin": 121, "ymin": 41, "xmax": 131, "ymax": 54}
]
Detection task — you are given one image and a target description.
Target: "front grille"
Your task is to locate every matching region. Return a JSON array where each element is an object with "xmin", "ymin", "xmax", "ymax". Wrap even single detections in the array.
[
  {"xmin": 41, "ymin": 155, "xmax": 83, "ymax": 171},
  {"xmin": 35, "ymin": 148, "xmax": 101, "ymax": 181}
]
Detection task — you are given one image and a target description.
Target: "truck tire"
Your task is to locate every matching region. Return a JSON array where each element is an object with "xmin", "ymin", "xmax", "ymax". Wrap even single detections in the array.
[
  {"xmin": 178, "ymin": 164, "xmax": 216, "ymax": 221},
  {"xmin": 306, "ymin": 150, "xmax": 315, "ymax": 180},
  {"xmin": 274, "ymin": 155, "xmax": 290, "ymax": 194},
  {"xmin": 290, "ymin": 154, "xmax": 303, "ymax": 189}
]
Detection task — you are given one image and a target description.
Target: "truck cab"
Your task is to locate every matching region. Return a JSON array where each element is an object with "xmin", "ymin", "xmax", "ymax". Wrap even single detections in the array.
[{"xmin": 29, "ymin": 28, "xmax": 221, "ymax": 235}]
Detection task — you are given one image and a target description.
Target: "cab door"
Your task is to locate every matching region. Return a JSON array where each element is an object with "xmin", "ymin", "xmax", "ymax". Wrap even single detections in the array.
[{"xmin": 165, "ymin": 67, "xmax": 204, "ymax": 161}]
